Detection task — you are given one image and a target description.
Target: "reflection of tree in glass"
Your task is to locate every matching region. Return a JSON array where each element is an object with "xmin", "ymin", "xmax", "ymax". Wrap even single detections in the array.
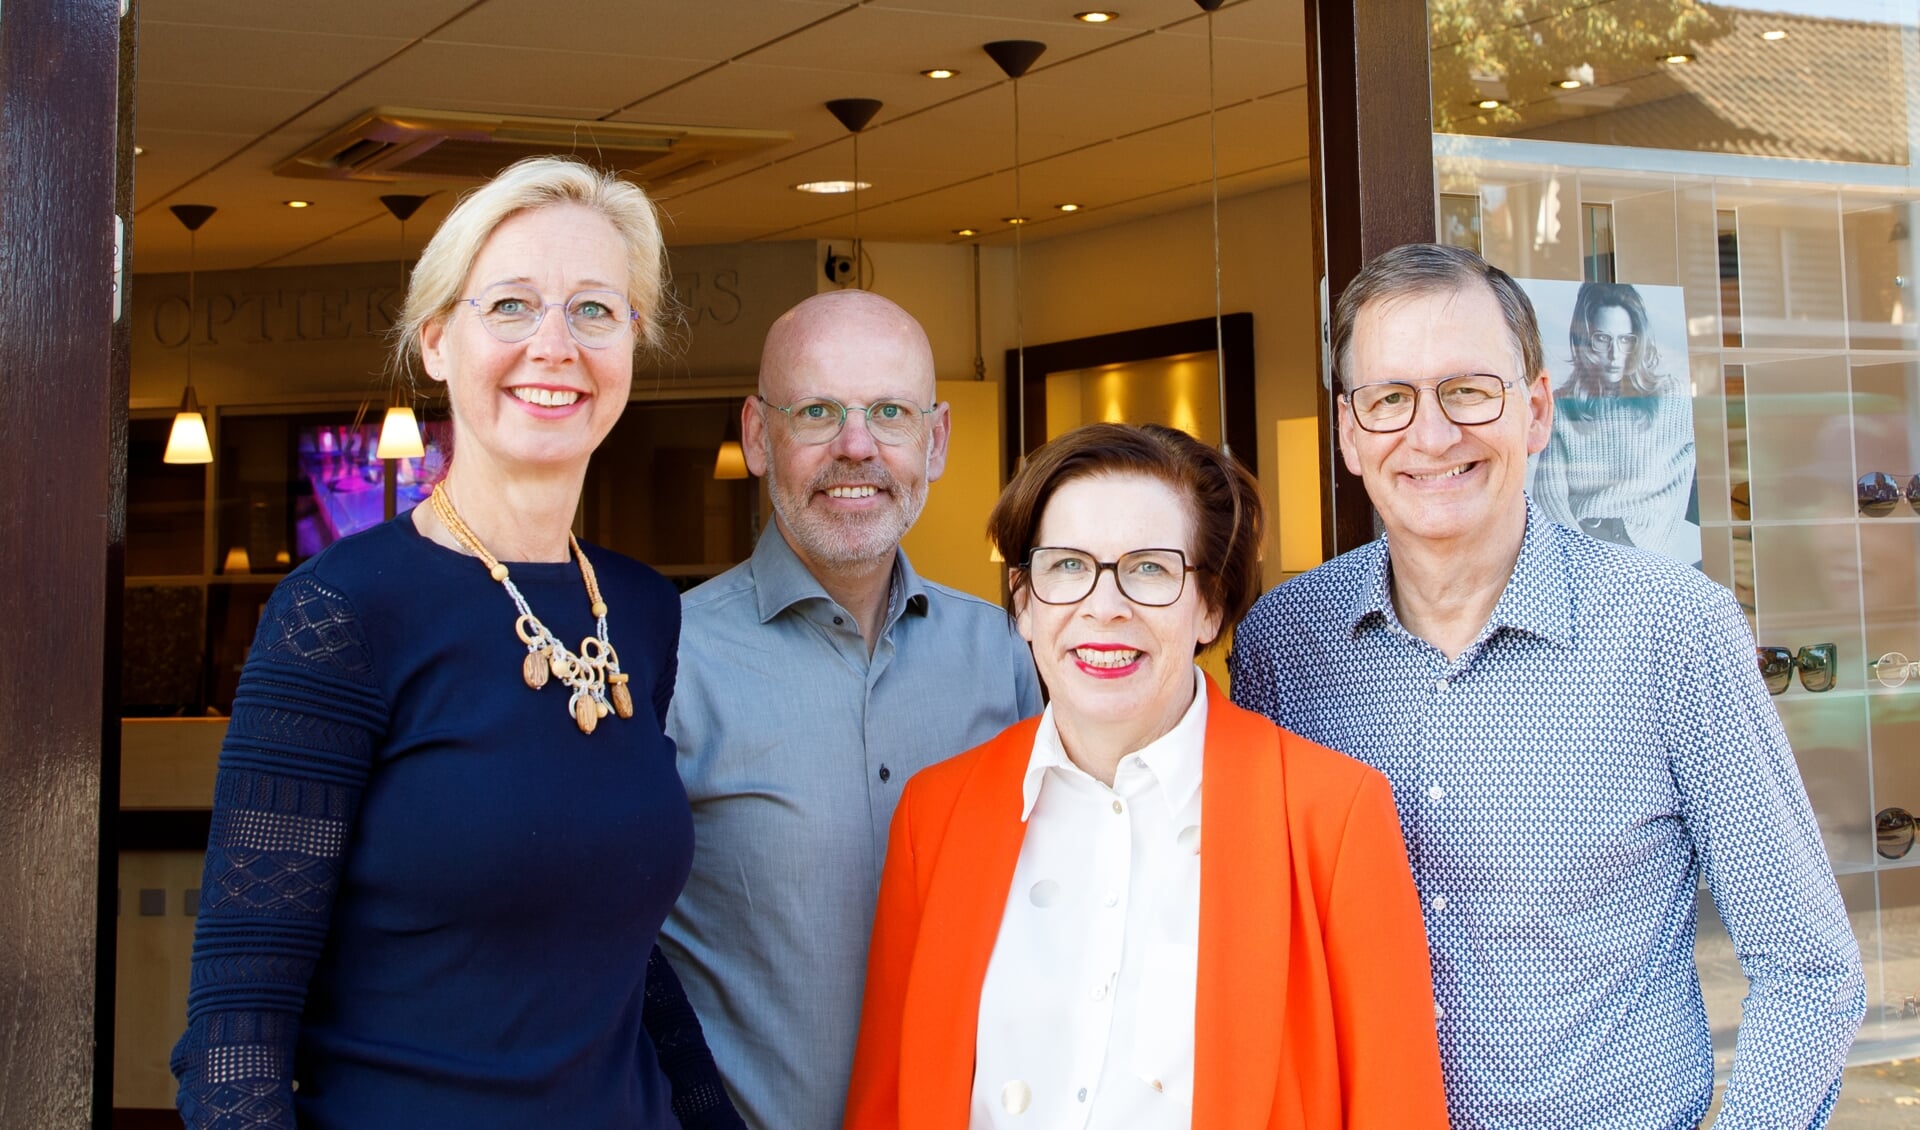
[{"xmin": 1430, "ymin": 0, "xmax": 1732, "ymax": 134}]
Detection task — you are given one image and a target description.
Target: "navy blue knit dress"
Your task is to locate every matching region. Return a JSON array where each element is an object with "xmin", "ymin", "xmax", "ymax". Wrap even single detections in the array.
[{"xmin": 171, "ymin": 514, "xmax": 740, "ymax": 1129}]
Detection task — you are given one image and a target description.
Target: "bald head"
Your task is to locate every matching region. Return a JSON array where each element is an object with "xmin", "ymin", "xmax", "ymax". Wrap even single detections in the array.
[{"xmin": 758, "ymin": 290, "xmax": 936, "ymax": 404}]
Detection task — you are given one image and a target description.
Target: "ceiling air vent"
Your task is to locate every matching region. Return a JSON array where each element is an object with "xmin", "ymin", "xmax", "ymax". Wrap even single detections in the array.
[{"xmin": 275, "ymin": 107, "xmax": 790, "ymax": 187}]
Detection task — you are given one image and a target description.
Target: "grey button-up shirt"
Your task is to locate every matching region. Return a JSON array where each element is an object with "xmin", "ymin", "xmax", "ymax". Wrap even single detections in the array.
[{"xmin": 662, "ymin": 529, "xmax": 1043, "ymax": 1130}]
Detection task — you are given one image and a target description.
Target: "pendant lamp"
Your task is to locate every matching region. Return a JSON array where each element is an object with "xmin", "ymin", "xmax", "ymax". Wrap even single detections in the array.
[
  {"xmin": 375, "ymin": 194, "xmax": 430, "ymax": 460},
  {"xmin": 983, "ymin": 39, "xmax": 1046, "ymax": 467},
  {"xmin": 1194, "ymin": 0, "xmax": 1231, "ymax": 459},
  {"xmin": 714, "ymin": 410, "xmax": 749, "ymax": 480},
  {"xmin": 825, "ymin": 98, "xmax": 883, "ymax": 289},
  {"xmin": 162, "ymin": 204, "xmax": 217, "ymax": 464}
]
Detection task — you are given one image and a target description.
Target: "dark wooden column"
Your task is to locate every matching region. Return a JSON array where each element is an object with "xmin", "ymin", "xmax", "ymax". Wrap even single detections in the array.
[
  {"xmin": 1307, "ymin": 0, "xmax": 1436, "ymax": 556},
  {"xmin": 0, "ymin": 1, "xmax": 127, "ymax": 1126}
]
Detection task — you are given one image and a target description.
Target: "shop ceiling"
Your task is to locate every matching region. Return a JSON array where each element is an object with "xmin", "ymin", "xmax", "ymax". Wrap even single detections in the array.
[{"xmin": 130, "ymin": 0, "xmax": 1310, "ymax": 273}]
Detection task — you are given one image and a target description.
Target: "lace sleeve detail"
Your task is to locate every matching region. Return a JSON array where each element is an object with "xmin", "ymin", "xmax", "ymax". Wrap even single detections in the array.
[
  {"xmin": 171, "ymin": 575, "xmax": 388, "ymax": 1130},
  {"xmin": 642, "ymin": 945, "xmax": 747, "ymax": 1129}
]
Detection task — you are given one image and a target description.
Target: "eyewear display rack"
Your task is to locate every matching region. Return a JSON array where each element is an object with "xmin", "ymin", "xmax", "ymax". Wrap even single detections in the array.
[{"xmin": 1435, "ymin": 155, "xmax": 1920, "ymax": 1067}]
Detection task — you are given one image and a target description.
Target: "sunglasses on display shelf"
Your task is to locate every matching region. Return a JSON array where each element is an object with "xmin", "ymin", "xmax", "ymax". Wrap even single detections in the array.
[
  {"xmin": 1857, "ymin": 472, "xmax": 1920, "ymax": 517},
  {"xmin": 1756, "ymin": 643, "xmax": 1837, "ymax": 695},
  {"xmin": 1730, "ymin": 481, "xmax": 1750, "ymax": 521},
  {"xmin": 1878, "ymin": 806, "xmax": 1915, "ymax": 860}
]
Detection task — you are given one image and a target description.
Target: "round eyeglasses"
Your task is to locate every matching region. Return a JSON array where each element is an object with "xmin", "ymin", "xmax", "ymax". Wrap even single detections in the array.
[
  {"xmin": 457, "ymin": 282, "xmax": 639, "ymax": 349},
  {"xmin": 756, "ymin": 395, "xmax": 939, "ymax": 446},
  {"xmin": 1022, "ymin": 547, "xmax": 1195, "ymax": 607},
  {"xmin": 1872, "ymin": 651, "xmax": 1920, "ymax": 688},
  {"xmin": 1343, "ymin": 372, "xmax": 1524, "ymax": 433},
  {"xmin": 1858, "ymin": 472, "xmax": 1920, "ymax": 517}
]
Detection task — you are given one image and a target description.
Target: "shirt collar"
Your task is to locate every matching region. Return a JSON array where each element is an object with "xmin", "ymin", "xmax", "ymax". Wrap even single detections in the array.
[
  {"xmin": 1343, "ymin": 497, "xmax": 1573, "ymax": 648},
  {"xmin": 1020, "ymin": 665, "xmax": 1209, "ymax": 823},
  {"xmin": 748, "ymin": 524, "xmax": 929, "ymax": 627}
]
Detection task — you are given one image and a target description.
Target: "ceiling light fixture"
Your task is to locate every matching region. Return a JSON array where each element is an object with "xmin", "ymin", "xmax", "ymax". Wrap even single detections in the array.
[
  {"xmin": 375, "ymin": 194, "xmax": 430, "ymax": 463},
  {"xmin": 792, "ymin": 179, "xmax": 871, "ymax": 195},
  {"xmin": 1055, "ymin": 203, "xmax": 1082, "ymax": 213},
  {"xmin": 283, "ymin": 199, "xmax": 312, "ymax": 209},
  {"xmin": 132, "ymin": 145, "xmax": 145, "ymax": 156},
  {"xmin": 953, "ymin": 227, "xmax": 980, "ymax": 237},
  {"xmin": 1477, "ymin": 98, "xmax": 1503, "ymax": 109},
  {"xmin": 921, "ymin": 68, "xmax": 957, "ymax": 79},
  {"xmin": 1075, "ymin": 11, "xmax": 1118, "ymax": 22},
  {"xmin": 1662, "ymin": 52, "xmax": 1694, "ymax": 64},
  {"xmin": 1554, "ymin": 78, "xmax": 1583, "ymax": 90},
  {"xmin": 1761, "ymin": 29, "xmax": 1787, "ymax": 41},
  {"xmin": 1195, "ymin": 0, "xmax": 1232, "ymax": 462},
  {"xmin": 825, "ymin": 98, "xmax": 884, "ymax": 289},
  {"xmin": 984, "ymin": 38, "xmax": 1047, "ymax": 470},
  {"xmin": 163, "ymin": 205, "xmax": 217, "ymax": 465}
]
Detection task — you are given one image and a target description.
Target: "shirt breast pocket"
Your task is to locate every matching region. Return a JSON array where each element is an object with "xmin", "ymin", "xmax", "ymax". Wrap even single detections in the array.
[{"xmin": 1127, "ymin": 939, "xmax": 1198, "ymax": 1099}]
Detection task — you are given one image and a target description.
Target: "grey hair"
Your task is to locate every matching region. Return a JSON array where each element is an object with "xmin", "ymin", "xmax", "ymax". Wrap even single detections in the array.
[{"xmin": 1330, "ymin": 242, "xmax": 1545, "ymax": 389}]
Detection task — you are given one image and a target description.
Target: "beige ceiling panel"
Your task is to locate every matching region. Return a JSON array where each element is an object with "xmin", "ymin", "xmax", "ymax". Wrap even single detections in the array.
[
  {"xmin": 433, "ymin": 0, "xmax": 853, "ymax": 62},
  {"xmin": 145, "ymin": 0, "xmax": 478, "ymax": 37},
  {"xmin": 329, "ymin": 41, "xmax": 709, "ymax": 116},
  {"xmin": 743, "ymin": 6, "xmax": 1122, "ymax": 74},
  {"xmin": 613, "ymin": 61, "xmax": 948, "ymax": 136},
  {"xmin": 137, "ymin": 22, "xmax": 414, "ymax": 91},
  {"xmin": 864, "ymin": 0, "xmax": 1196, "ymax": 25},
  {"xmin": 137, "ymin": 79, "xmax": 326, "ymax": 137},
  {"xmin": 1159, "ymin": 0, "xmax": 1307, "ymax": 45}
]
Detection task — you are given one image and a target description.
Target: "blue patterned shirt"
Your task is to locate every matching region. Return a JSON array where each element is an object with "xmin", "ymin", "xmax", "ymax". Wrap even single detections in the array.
[{"xmin": 1230, "ymin": 503, "xmax": 1864, "ymax": 1129}]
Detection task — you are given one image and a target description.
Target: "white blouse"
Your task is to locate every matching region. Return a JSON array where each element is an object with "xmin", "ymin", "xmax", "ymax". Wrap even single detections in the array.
[{"xmin": 969, "ymin": 667, "xmax": 1207, "ymax": 1130}]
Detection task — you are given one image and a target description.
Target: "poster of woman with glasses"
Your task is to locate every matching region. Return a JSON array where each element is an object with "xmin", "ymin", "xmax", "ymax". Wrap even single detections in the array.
[{"xmin": 1524, "ymin": 279, "xmax": 1701, "ymax": 567}]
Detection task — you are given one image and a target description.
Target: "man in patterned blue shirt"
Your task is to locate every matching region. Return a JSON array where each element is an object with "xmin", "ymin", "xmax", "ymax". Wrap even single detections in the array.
[{"xmin": 1232, "ymin": 243, "xmax": 1864, "ymax": 1128}]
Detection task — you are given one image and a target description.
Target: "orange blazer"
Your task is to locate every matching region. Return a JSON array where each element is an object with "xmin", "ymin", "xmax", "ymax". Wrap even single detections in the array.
[{"xmin": 843, "ymin": 679, "xmax": 1449, "ymax": 1129}]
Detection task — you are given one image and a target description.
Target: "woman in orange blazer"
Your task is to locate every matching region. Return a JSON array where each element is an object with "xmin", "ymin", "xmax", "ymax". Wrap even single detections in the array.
[{"xmin": 844, "ymin": 424, "xmax": 1447, "ymax": 1130}]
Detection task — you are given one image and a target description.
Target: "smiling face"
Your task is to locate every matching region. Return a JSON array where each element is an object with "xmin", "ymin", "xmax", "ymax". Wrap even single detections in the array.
[
  {"xmin": 1015, "ymin": 473, "xmax": 1222, "ymax": 762},
  {"xmin": 744, "ymin": 292, "xmax": 950, "ymax": 576},
  {"xmin": 1581, "ymin": 304, "xmax": 1633, "ymax": 384},
  {"xmin": 1338, "ymin": 282, "xmax": 1552, "ymax": 553},
  {"xmin": 420, "ymin": 202, "xmax": 635, "ymax": 480}
]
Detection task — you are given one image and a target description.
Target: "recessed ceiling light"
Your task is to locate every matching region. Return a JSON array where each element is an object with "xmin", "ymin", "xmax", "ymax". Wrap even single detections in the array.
[
  {"xmin": 1554, "ymin": 78, "xmax": 1583, "ymax": 90},
  {"xmin": 1056, "ymin": 203, "xmax": 1082, "ymax": 213},
  {"xmin": 1761, "ymin": 29, "xmax": 1788, "ymax": 41},
  {"xmin": 1075, "ymin": 11, "xmax": 1118, "ymax": 23},
  {"xmin": 921, "ymin": 68, "xmax": 958, "ymax": 79},
  {"xmin": 1662, "ymin": 52, "xmax": 1694, "ymax": 64},
  {"xmin": 953, "ymin": 227, "xmax": 980, "ymax": 237},
  {"xmin": 1002, "ymin": 216, "xmax": 1030, "ymax": 225},
  {"xmin": 1476, "ymin": 98, "xmax": 1503, "ymax": 110},
  {"xmin": 283, "ymin": 199, "xmax": 312, "ymax": 208},
  {"xmin": 793, "ymin": 180, "xmax": 872, "ymax": 194}
]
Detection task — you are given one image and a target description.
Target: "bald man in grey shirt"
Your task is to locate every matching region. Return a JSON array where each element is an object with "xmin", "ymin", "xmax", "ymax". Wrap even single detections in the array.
[{"xmin": 662, "ymin": 290, "xmax": 1042, "ymax": 1130}]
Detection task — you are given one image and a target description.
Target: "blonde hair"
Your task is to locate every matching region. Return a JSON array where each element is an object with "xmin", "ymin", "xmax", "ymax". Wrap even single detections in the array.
[{"xmin": 391, "ymin": 156, "xmax": 670, "ymax": 378}]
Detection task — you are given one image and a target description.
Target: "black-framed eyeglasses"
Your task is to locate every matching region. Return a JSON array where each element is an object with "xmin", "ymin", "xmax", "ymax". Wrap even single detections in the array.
[
  {"xmin": 1021, "ymin": 547, "xmax": 1195, "ymax": 607},
  {"xmin": 755, "ymin": 395, "xmax": 940, "ymax": 446},
  {"xmin": 1877, "ymin": 807, "xmax": 1914, "ymax": 860},
  {"xmin": 1342, "ymin": 372, "xmax": 1525, "ymax": 433},
  {"xmin": 457, "ymin": 282, "xmax": 639, "ymax": 348},
  {"xmin": 1757, "ymin": 643, "xmax": 1837, "ymax": 695},
  {"xmin": 1858, "ymin": 472, "xmax": 1920, "ymax": 517}
]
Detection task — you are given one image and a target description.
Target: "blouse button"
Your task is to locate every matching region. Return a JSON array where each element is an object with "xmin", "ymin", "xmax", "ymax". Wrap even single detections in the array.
[
  {"xmin": 1427, "ymin": 784, "xmax": 1445, "ymax": 801},
  {"xmin": 1000, "ymin": 1080, "xmax": 1031, "ymax": 1114},
  {"xmin": 1112, "ymin": 800, "xmax": 1123, "ymax": 815},
  {"xmin": 878, "ymin": 765, "xmax": 891, "ymax": 783},
  {"xmin": 1077, "ymin": 1087, "xmax": 1089, "ymax": 1103}
]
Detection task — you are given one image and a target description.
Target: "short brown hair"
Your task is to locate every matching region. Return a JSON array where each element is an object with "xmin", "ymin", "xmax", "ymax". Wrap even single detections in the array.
[
  {"xmin": 987, "ymin": 423, "xmax": 1264, "ymax": 652},
  {"xmin": 1331, "ymin": 242, "xmax": 1544, "ymax": 389}
]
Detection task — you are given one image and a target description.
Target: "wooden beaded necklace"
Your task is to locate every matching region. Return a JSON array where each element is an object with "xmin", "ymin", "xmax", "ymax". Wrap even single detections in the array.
[{"xmin": 429, "ymin": 482, "xmax": 634, "ymax": 734}]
